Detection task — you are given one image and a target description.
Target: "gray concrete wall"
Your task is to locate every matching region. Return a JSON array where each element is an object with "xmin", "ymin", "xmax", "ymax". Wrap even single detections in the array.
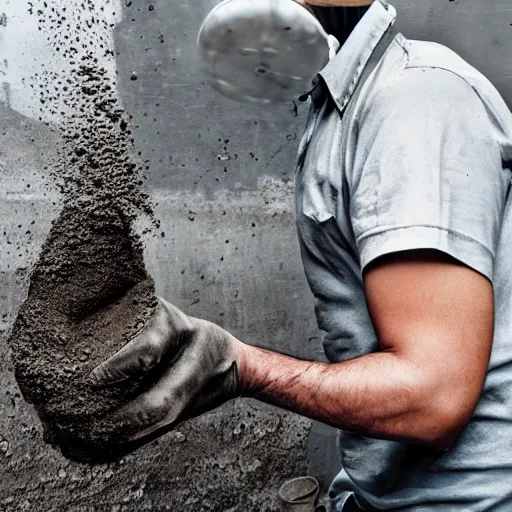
[{"xmin": 0, "ymin": 1, "xmax": 511, "ymax": 511}]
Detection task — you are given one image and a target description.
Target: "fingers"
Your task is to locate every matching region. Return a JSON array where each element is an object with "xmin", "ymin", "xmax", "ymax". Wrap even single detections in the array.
[
  {"xmin": 158, "ymin": 297, "xmax": 195, "ymax": 329},
  {"xmin": 90, "ymin": 298, "xmax": 194, "ymax": 387},
  {"xmin": 113, "ymin": 341, "xmax": 208, "ymax": 441}
]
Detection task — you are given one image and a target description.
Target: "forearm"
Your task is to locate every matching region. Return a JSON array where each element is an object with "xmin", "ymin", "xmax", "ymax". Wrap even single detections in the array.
[{"xmin": 236, "ymin": 342, "xmax": 459, "ymax": 449}]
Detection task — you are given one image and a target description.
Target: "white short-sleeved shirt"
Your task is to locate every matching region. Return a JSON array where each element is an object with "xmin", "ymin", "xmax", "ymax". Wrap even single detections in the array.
[{"xmin": 295, "ymin": 1, "xmax": 512, "ymax": 510}]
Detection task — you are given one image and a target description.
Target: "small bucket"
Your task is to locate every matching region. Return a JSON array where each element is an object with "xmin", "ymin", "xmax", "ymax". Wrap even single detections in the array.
[{"xmin": 278, "ymin": 476, "xmax": 320, "ymax": 512}]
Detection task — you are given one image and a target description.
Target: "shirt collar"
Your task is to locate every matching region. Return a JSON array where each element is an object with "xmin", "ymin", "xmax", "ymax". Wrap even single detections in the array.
[{"xmin": 317, "ymin": 0, "xmax": 397, "ymax": 112}]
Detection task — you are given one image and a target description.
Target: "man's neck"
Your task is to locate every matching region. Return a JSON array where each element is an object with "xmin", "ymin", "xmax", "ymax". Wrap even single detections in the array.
[
  {"xmin": 305, "ymin": 2, "xmax": 372, "ymax": 46},
  {"xmin": 303, "ymin": 0, "xmax": 373, "ymax": 6}
]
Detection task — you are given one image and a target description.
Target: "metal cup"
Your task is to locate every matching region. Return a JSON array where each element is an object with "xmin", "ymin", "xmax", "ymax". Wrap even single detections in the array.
[{"xmin": 278, "ymin": 476, "xmax": 320, "ymax": 512}]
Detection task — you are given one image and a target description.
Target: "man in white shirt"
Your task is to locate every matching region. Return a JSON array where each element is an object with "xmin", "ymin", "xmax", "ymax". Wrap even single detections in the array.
[{"xmin": 92, "ymin": 2, "xmax": 512, "ymax": 509}]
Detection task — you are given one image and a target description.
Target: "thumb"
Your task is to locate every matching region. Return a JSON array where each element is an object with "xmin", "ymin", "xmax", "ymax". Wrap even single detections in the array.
[{"xmin": 90, "ymin": 298, "xmax": 189, "ymax": 387}]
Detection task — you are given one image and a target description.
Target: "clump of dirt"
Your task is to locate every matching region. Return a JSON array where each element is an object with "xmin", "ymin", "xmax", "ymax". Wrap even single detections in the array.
[
  {"xmin": 8, "ymin": 1, "xmax": 159, "ymax": 462},
  {"xmin": 10, "ymin": 200, "xmax": 157, "ymax": 462}
]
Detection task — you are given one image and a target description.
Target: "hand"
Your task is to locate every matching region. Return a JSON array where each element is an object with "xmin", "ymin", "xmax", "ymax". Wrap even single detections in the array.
[{"xmin": 90, "ymin": 297, "xmax": 241, "ymax": 442}]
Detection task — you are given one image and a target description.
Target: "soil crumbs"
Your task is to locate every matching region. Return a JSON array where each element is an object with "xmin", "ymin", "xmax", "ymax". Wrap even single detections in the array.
[{"xmin": 8, "ymin": 0, "xmax": 159, "ymax": 463}]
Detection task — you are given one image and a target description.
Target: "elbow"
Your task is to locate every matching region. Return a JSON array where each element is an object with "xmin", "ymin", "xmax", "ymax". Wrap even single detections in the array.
[
  {"xmin": 392, "ymin": 359, "xmax": 485, "ymax": 451},
  {"xmin": 416, "ymin": 394, "xmax": 476, "ymax": 451}
]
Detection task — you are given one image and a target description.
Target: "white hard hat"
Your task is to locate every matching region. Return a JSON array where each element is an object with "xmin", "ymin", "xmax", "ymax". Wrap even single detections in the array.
[{"xmin": 198, "ymin": 0, "xmax": 331, "ymax": 104}]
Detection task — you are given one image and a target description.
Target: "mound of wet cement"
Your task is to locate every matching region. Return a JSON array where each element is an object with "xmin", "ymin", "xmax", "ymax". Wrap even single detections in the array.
[
  {"xmin": 7, "ymin": 1, "xmax": 162, "ymax": 463},
  {"xmin": 9, "ymin": 198, "xmax": 158, "ymax": 462}
]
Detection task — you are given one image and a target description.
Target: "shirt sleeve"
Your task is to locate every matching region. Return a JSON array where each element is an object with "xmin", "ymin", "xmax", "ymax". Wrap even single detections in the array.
[{"xmin": 349, "ymin": 67, "xmax": 509, "ymax": 281}]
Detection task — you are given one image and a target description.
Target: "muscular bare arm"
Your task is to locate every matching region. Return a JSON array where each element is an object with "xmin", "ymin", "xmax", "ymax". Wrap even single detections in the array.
[
  {"xmin": 236, "ymin": 250, "xmax": 494, "ymax": 450},
  {"xmin": 93, "ymin": 251, "xmax": 493, "ymax": 451}
]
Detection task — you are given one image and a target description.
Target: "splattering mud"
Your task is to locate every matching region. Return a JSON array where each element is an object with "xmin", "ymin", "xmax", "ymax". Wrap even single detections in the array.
[{"xmin": 8, "ymin": 0, "xmax": 158, "ymax": 462}]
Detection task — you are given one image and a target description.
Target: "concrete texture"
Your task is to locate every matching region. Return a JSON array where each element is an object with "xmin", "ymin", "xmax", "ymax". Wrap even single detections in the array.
[{"xmin": 0, "ymin": 0, "xmax": 511, "ymax": 510}]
